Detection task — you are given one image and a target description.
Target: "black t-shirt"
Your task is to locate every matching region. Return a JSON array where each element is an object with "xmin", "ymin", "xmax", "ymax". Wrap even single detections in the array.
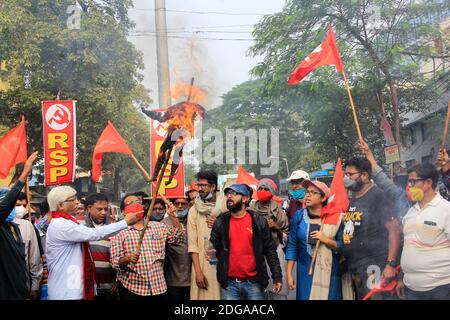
[{"xmin": 340, "ymin": 185, "xmax": 397, "ymax": 267}]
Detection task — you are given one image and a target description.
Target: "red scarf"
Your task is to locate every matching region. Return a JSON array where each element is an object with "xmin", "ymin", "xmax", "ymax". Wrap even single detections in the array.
[{"xmin": 52, "ymin": 211, "xmax": 96, "ymax": 300}]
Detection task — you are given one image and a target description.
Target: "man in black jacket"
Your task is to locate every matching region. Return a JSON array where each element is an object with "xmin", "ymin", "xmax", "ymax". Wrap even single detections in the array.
[
  {"xmin": 210, "ymin": 184, "xmax": 282, "ymax": 300},
  {"xmin": 0, "ymin": 151, "xmax": 38, "ymax": 300}
]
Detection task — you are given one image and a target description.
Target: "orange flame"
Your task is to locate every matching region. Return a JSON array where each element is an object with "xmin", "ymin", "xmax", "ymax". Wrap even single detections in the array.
[
  {"xmin": 165, "ymin": 101, "xmax": 205, "ymax": 138},
  {"xmin": 170, "ymin": 81, "xmax": 207, "ymax": 104}
]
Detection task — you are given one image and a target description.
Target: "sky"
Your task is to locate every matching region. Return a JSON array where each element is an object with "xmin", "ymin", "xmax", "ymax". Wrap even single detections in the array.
[{"xmin": 128, "ymin": 0, "xmax": 285, "ymax": 109}]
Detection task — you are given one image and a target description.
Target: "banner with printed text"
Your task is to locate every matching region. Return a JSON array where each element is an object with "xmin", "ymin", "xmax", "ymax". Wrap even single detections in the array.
[
  {"xmin": 150, "ymin": 109, "xmax": 185, "ymax": 198},
  {"xmin": 42, "ymin": 100, "xmax": 76, "ymax": 186}
]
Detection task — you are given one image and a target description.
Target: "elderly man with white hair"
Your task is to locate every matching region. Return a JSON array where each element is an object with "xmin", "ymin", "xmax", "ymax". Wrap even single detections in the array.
[{"xmin": 46, "ymin": 186, "xmax": 140, "ymax": 300}]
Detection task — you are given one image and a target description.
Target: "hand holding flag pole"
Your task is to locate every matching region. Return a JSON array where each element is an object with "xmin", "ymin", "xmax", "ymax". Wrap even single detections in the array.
[{"xmin": 288, "ymin": 23, "xmax": 363, "ymax": 141}]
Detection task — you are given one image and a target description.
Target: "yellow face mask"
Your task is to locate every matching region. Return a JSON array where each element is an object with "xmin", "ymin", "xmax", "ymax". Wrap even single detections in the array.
[{"xmin": 406, "ymin": 186, "xmax": 424, "ymax": 202}]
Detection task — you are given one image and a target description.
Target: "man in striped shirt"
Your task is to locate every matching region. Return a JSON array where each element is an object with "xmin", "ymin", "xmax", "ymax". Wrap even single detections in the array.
[{"xmin": 84, "ymin": 193, "xmax": 116, "ymax": 300}]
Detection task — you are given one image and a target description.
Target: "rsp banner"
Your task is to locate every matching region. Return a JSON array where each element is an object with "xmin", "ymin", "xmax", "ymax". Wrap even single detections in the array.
[
  {"xmin": 42, "ymin": 100, "xmax": 76, "ymax": 186},
  {"xmin": 150, "ymin": 109, "xmax": 185, "ymax": 198}
]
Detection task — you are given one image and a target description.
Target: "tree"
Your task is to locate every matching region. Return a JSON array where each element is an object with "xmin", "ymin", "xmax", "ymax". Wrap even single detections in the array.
[
  {"xmin": 249, "ymin": 0, "xmax": 448, "ymax": 150},
  {"xmin": 0, "ymin": 0, "xmax": 152, "ymax": 198}
]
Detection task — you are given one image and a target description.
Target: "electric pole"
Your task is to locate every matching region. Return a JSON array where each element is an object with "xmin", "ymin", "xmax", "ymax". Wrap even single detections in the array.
[{"xmin": 155, "ymin": 0, "xmax": 171, "ymax": 107}]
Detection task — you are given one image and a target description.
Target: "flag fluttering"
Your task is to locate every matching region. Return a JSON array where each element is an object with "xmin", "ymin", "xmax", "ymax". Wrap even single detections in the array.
[
  {"xmin": 321, "ymin": 158, "xmax": 349, "ymax": 224},
  {"xmin": 0, "ymin": 117, "xmax": 27, "ymax": 179},
  {"xmin": 92, "ymin": 121, "xmax": 132, "ymax": 182},
  {"xmin": 288, "ymin": 24, "xmax": 343, "ymax": 85}
]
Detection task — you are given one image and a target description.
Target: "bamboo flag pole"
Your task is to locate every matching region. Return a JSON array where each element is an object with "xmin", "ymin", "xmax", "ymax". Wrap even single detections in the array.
[
  {"xmin": 342, "ymin": 70, "xmax": 364, "ymax": 142},
  {"xmin": 129, "ymin": 153, "xmax": 152, "ymax": 181},
  {"xmin": 441, "ymin": 100, "xmax": 450, "ymax": 151},
  {"xmin": 135, "ymin": 149, "xmax": 172, "ymax": 255},
  {"xmin": 25, "ymin": 176, "xmax": 32, "ymax": 223},
  {"xmin": 308, "ymin": 223, "xmax": 323, "ymax": 276}
]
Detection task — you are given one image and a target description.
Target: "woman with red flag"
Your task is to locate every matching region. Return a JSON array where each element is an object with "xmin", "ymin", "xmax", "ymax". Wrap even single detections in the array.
[{"xmin": 285, "ymin": 180, "xmax": 345, "ymax": 300}]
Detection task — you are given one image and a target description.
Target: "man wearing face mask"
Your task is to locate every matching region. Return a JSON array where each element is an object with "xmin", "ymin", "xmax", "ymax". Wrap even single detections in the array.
[
  {"xmin": 0, "ymin": 151, "xmax": 38, "ymax": 300},
  {"xmin": 250, "ymin": 178, "xmax": 289, "ymax": 300},
  {"xmin": 395, "ymin": 164, "xmax": 450, "ymax": 300},
  {"xmin": 341, "ymin": 157, "xmax": 401, "ymax": 300},
  {"xmin": 283, "ymin": 170, "xmax": 310, "ymax": 223},
  {"xmin": 151, "ymin": 199, "xmax": 167, "ymax": 222},
  {"xmin": 162, "ymin": 197, "xmax": 192, "ymax": 300},
  {"xmin": 187, "ymin": 170, "xmax": 227, "ymax": 300},
  {"xmin": 12, "ymin": 201, "xmax": 43, "ymax": 300}
]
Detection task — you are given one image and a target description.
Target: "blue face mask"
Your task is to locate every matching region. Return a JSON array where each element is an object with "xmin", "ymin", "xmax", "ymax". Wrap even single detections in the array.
[
  {"xmin": 289, "ymin": 188, "xmax": 306, "ymax": 201},
  {"xmin": 5, "ymin": 208, "xmax": 17, "ymax": 222},
  {"xmin": 177, "ymin": 208, "xmax": 189, "ymax": 219},
  {"xmin": 203, "ymin": 192, "xmax": 213, "ymax": 201}
]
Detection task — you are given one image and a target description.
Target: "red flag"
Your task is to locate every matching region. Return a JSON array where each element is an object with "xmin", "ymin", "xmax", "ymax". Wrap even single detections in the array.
[
  {"xmin": 236, "ymin": 166, "xmax": 283, "ymax": 203},
  {"xmin": 0, "ymin": 117, "xmax": 27, "ymax": 179},
  {"xmin": 321, "ymin": 158, "xmax": 349, "ymax": 224},
  {"xmin": 92, "ymin": 121, "xmax": 132, "ymax": 182},
  {"xmin": 288, "ymin": 24, "xmax": 344, "ymax": 85},
  {"xmin": 362, "ymin": 266, "xmax": 400, "ymax": 300}
]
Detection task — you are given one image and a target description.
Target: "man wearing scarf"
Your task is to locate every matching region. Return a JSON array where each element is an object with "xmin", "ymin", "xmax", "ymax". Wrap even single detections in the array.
[
  {"xmin": 283, "ymin": 170, "xmax": 310, "ymax": 223},
  {"xmin": 187, "ymin": 170, "xmax": 227, "ymax": 300},
  {"xmin": 250, "ymin": 178, "xmax": 289, "ymax": 300},
  {"xmin": 45, "ymin": 186, "xmax": 140, "ymax": 300}
]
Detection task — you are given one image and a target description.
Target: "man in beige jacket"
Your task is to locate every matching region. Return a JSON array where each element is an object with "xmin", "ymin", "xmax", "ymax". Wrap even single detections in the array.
[{"xmin": 187, "ymin": 170, "xmax": 227, "ymax": 300}]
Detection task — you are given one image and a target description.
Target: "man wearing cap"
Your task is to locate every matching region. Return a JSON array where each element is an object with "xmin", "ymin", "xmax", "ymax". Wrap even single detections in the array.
[
  {"xmin": 210, "ymin": 184, "xmax": 283, "ymax": 300},
  {"xmin": 250, "ymin": 178, "xmax": 289, "ymax": 300},
  {"xmin": 0, "ymin": 152, "xmax": 38, "ymax": 300},
  {"xmin": 45, "ymin": 186, "xmax": 141, "ymax": 300},
  {"xmin": 284, "ymin": 170, "xmax": 310, "ymax": 223}
]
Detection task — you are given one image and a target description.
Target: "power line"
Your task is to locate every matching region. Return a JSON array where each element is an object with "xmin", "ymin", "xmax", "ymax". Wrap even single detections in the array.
[
  {"xmin": 144, "ymin": 24, "xmax": 256, "ymax": 31},
  {"xmin": 130, "ymin": 8, "xmax": 269, "ymax": 16},
  {"xmin": 130, "ymin": 30, "xmax": 253, "ymax": 34},
  {"xmin": 129, "ymin": 33, "xmax": 255, "ymax": 41}
]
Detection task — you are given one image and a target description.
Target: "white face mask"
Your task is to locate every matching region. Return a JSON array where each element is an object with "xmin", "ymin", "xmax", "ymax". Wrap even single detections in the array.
[{"xmin": 15, "ymin": 206, "xmax": 28, "ymax": 219}]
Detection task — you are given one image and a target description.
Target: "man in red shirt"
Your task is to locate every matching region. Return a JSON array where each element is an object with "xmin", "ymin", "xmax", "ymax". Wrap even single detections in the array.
[{"xmin": 210, "ymin": 184, "xmax": 282, "ymax": 300}]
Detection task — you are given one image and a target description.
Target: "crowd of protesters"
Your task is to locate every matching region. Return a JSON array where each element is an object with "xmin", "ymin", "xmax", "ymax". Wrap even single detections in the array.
[{"xmin": 1, "ymin": 145, "xmax": 449, "ymax": 301}]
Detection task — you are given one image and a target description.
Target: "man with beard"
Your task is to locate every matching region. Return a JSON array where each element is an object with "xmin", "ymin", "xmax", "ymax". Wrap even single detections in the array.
[
  {"xmin": 210, "ymin": 184, "xmax": 282, "ymax": 300},
  {"xmin": 187, "ymin": 170, "xmax": 227, "ymax": 300},
  {"xmin": 83, "ymin": 193, "xmax": 116, "ymax": 300},
  {"xmin": 341, "ymin": 157, "xmax": 401, "ymax": 299},
  {"xmin": 162, "ymin": 196, "xmax": 192, "ymax": 300}
]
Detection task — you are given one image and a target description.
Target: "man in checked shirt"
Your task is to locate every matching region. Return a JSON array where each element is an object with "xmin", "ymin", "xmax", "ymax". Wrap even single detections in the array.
[{"xmin": 110, "ymin": 193, "xmax": 184, "ymax": 300}]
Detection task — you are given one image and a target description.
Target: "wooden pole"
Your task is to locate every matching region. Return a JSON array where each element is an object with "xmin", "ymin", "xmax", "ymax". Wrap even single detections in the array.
[
  {"xmin": 342, "ymin": 70, "xmax": 364, "ymax": 142},
  {"xmin": 135, "ymin": 148, "xmax": 172, "ymax": 255},
  {"xmin": 308, "ymin": 223, "xmax": 323, "ymax": 276},
  {"xmin": 129, "ymin": 153, "xmax": 152, "ymax": 181},
  {"xmin": 187, "ymin": 77, "xmax": 194, "ymax": 102},
  {"xmin": 441, "ymin": 99, "xmax": 450, "ymax": 151},
  {"xmin": 25, "ymin": 177, "xmax": 32, "ymax": 223}
]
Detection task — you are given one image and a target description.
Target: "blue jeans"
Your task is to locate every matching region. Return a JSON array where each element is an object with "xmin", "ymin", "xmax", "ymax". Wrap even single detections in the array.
[{"xmin": 221, "ymin": 278, "xmax": 267, "ymax": 300}]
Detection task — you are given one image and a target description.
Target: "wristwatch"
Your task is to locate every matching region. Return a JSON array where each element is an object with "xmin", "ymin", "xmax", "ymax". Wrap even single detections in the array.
[{"xmin": 386, "ymin": 260, "xmax": 397, "ymax": 267}]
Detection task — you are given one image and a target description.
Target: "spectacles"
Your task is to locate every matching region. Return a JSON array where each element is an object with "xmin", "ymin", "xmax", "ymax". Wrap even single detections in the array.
[
  {"xmin": 196, "ymin": 183, "xmax": 210, "ymax": 188},
  {"xmin": 407, "ymin": 178, "xmax": 425, "ymax": 187},
  {"xmin": 174, "ymin": 201, "xmax": 188, "ymax": 206},
  {"xmin": 125, "ymin": 199, "xmax": 142, "ymax": 207},
  {"xmin": 225, "ymin": 190, "xmax": 239, "ymax": 197},
  {"xmin": 63, "ymin": 197, "xmax": 77, "ymax": 203},
  {"xmin": 258, "ymin": 187, "xmax": 270, "ymax": 191},
  {"xmin": 153, "ymin": 207, "xmax": 165, "ymax": 211},
  {"xmin": 289, "ymin": 179, "xmax": 304, "ymax": 185},
  {"xmin": 305, "ymin": 190, "xmax": 322, "ymax": 196},
  {"xmin": 345, "ymin": 171, "xmax": 361, "ymax": 177}
]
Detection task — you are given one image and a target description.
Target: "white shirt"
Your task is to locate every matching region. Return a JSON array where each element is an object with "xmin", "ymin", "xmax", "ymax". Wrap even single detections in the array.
[
  {"xmin": 46, "ymin": 218, "xmax": 127, "ymax": 300},
  {"xmin": 401, "ymin": 193, "xmax": 450, "ymax": 291}
]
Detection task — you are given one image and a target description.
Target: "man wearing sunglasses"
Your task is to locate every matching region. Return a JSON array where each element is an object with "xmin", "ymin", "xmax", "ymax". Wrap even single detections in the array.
[
  {"xmin": 396, "ymin": 163, "xmax": 450, "ymax": 300},
  {"xmin": 210, "ymin": 184, "xmax": 282, "ymax": 300}
]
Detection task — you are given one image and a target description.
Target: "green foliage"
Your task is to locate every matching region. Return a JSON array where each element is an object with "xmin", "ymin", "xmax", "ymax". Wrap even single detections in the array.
[{"xmin": 0, "ymin": 0, "xmax": 152, "ymax": 194}]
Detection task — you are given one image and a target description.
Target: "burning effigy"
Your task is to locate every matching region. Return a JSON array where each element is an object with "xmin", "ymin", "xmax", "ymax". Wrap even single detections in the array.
[{"xmin": 141, "ymin": 101, "xmax": 205, "ymax": 185}]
